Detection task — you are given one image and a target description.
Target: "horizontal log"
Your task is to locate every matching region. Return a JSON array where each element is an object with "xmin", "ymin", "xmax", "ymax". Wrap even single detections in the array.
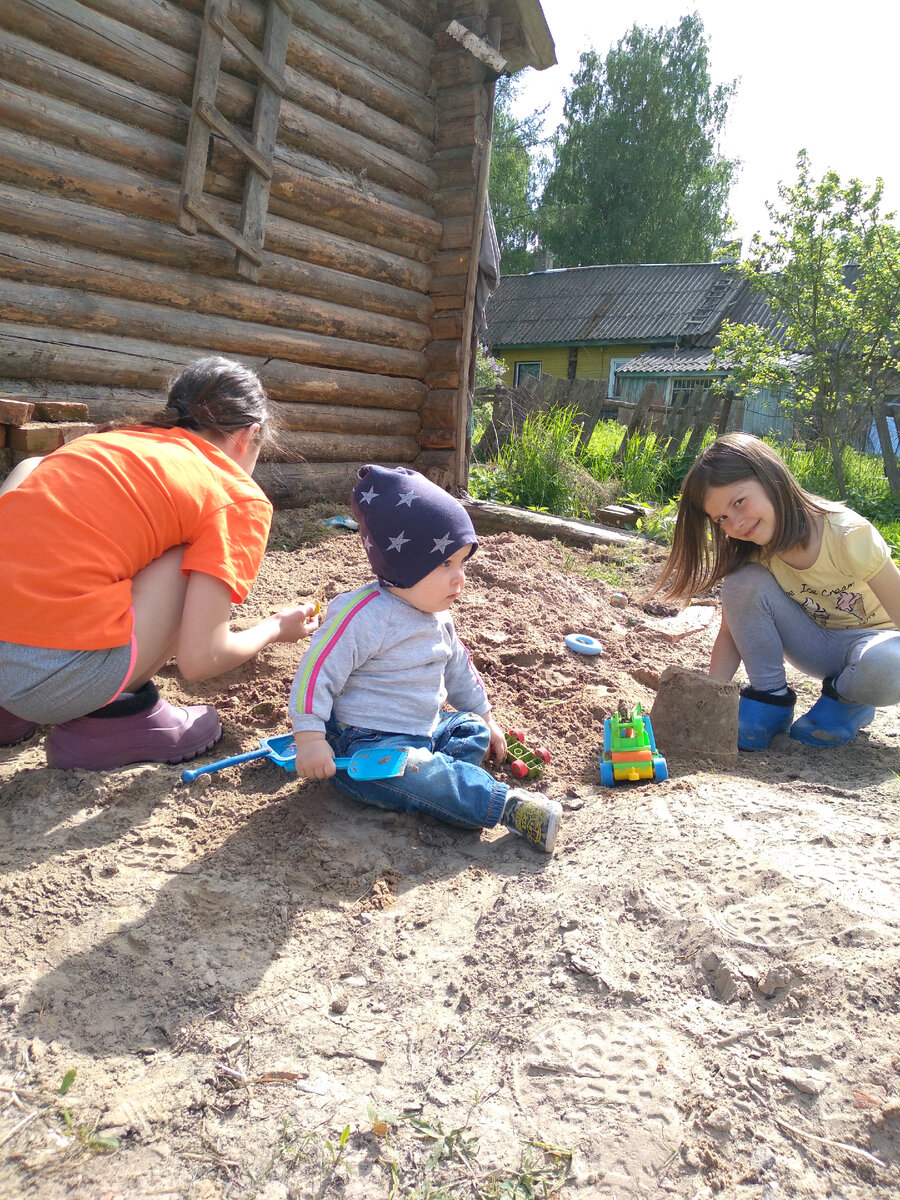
[
  {"xmin": 0, "ymin": 176, "xmax": 430, "ymax": 301},
  {"xmin": 1, "ymin": 51, "xmax": 438, "ymax": 211},
  {"xmin": 253, "ymin": 461, "xmax": 360, "ymax": 508},
  {"xmin": 428, "ymin": 311, "xmax": 464, "ymax": 341},
  {"xmin": 0, "ymin": 325, "xmax": 428, "ymax": 409},
  {"xmin": 425, "ymin": 340, "xmax": 461, "ymax": 372},
  {"xmin": 2, "ymin": 9, "xmax": 434, "ymax": 178},
  {"xmin": 440, "ymin": 215, "xmax": 477, "ymax": 251},
  {"xmin": 0, "ymin": 27, "xmax": 189, "ymax": 141},
  {"xmin": 433, "ymin": 187, "xmax": 479, "ymax": 219},
  {"xmin": 44, "ymin": 393, "xmax": 421, "ymax": 438},
  {"xmin": 462, "ymin": 498, "xmax": 641, "ymax": 548},
  {"xmin": 418, "ymin": 428, "xmax": 455, "ymax": 450},
  {"xmin": 0, "ymin": 78, "xmax": 183, "ymax": 180},
  {"xmin": 271, "ymin": 401, "xmax": 419, "ymax": 437},
  {"xmin": 0, "ymin": 126, "xmax": 435, "ymax": 266},
  {"xmin": 0, "ymin": 82, "xmax": 441, "ymax": 249},
  {"xmin": 3, "ymin": 0, "xmax": 437, "ymax": 142},
  {"xmin": 286, "ymin": 0, "xmax": 432, "ymax": 96},
  {"xmin": 419, "ymin": 391, "xmax": 457, "ymax": 429},
  {"xmin": 0, "ymin": 282, "xmax": 428, "ymax": 378},
  {"xmin": 0, "ymin": 233, "xmax": 430, "ymax": 350},
  {"xmin": 317, "ymin": 0, "xmax": 433, "ymax": 68},
  {"xmin": 424, "ymin": 370, "xmax": 461, "ymax": 391},
  {"xmin": 264, "ymin": 429, "xmax": 419, "ymax": 463}
]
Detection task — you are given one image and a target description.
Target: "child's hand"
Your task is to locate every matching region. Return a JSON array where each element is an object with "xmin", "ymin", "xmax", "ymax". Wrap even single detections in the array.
[
  {"xmin": 484, "ymin": 714, "xmax": 508, "ymax": 763},
  {"xmin": 294, "ymin": 734, "xmax": 335, "ymax": 779},
  {"xmin": 270, "ymin": 601, "xmax": 321, "ymax": 644}
]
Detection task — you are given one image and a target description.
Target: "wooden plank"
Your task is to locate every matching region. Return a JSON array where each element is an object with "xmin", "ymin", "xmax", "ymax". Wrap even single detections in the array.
[
  {"xmin": 209, "ymin": 4, "xmax": 287, "ymax": 94},
  {"xmin": 236, "ymin": 0, "xmax": 292, "ymax": 280},
  {"xmin": 178, "ymin": 0, "xmax": 226, "ymax": 234},
  {"xmin": 183, "ymin": 195, "xmax": 264, "ymax": 263},
  {"xmin": 196, "ymin": 98, "xmax": 274, "ymax": 179},
  {"xmin": 462, "ymin": 498, "xmax": 642, "ymax": 549}
]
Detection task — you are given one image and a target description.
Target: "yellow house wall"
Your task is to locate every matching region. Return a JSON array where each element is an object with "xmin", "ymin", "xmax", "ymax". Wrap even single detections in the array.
[{"xmin": 495, "ymin": 343, "xmax": 650, "ymax": 392}]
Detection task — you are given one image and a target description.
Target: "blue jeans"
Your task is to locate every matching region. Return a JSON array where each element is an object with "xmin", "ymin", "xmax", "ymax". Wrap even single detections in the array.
[{"xmin": 324, "ymin": 711, "xmax": 508, "ymax": 829}]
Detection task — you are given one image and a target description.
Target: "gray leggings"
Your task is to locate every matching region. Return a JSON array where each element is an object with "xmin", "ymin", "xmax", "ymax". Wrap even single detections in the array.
[{"xmin": 722, "ymin": 563, "xmax": 900, "ymax": 706}]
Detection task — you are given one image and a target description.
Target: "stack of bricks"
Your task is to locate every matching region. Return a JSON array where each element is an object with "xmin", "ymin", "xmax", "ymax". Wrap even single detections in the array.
[{"xmin": 0, "ymin": 399, "xmax": 97, "ymax": 475}]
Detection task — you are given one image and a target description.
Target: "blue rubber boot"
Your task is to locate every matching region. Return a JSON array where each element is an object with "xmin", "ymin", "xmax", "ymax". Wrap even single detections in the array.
[
  {"xmin": 738, "ymin": 687, "xmax": 796, "ymax": 751},
  {"xmin": 790, "ymin": 678, "xmax": 875, "ymax": 747}
]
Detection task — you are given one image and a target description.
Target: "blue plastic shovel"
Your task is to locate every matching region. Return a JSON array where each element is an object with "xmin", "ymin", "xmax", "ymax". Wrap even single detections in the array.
[{"xmin": 180, "ymin": 733, "xmax": 409, "ymax": 783}]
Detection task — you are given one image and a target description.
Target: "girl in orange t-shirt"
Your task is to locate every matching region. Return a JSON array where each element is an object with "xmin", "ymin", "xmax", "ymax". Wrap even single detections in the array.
[{"xmin": 0, "ymin": 356, "xmax": 319, "ymax": 770}]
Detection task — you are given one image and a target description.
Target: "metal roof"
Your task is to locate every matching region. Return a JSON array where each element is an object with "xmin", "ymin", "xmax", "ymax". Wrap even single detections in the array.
[{"xmin": 485, "ymin": 263, "xmax": 766, "ymax": 347}]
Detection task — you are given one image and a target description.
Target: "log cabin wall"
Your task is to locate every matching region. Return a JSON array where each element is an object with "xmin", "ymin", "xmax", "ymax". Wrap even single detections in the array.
[{"xmin": 0, "ymin": 0, "xmax": 552, "ymax": 504}]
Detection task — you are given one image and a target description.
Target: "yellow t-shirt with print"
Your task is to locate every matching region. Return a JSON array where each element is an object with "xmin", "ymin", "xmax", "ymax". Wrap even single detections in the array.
[{"xmin": 765, "ymin": 507, "xmax": 892, "ymax": 630}]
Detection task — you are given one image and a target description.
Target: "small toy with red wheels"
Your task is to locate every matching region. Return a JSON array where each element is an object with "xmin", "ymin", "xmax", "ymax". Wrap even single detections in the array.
[
  {"xmin": 505, "ymin": 729, "xmax": 552, "ymax": 780},
  {"xmin": 600, "ymin": 702, "xmax": 668, "ymax": 786}
]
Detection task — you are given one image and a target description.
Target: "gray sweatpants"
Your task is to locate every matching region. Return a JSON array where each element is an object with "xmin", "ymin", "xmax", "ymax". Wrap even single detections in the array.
[{"xmin": 722, "ymin": 563, "xmax": 900, "ymax": 706}]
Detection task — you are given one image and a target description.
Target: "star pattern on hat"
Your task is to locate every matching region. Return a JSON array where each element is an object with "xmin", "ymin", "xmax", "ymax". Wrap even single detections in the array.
[
  {"xmin": 396, "ymin": 490, "xmax": 418, "ymax": 507},
  {"xmin": 431, "ymin": 532, "xmax": 454, "ymax": 555},
  {"xmin": 358, "ymin": 486, "xmax": 378, "ymax": 504},
  {"xmin": 387, "ymin": 531, "xmax": 410, "ymax": 552},
  {"xmin": 362, "ymin": 533, "xmax": 374, "ymax": 552}
]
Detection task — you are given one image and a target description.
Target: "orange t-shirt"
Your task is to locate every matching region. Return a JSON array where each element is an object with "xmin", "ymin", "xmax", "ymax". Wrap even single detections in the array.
[{"xmin": 0, "ymin": 427, "xmax": 273, "ymax": 650}]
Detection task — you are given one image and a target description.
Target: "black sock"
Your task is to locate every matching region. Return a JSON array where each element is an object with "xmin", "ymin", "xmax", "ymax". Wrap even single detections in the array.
[
  {"xmin": 86, "ymin": 680, "xmax": 159, "ymax": 719},
  {"xmin": 740, "ymin": 685, "xmax": 797, "ymax": 707}
]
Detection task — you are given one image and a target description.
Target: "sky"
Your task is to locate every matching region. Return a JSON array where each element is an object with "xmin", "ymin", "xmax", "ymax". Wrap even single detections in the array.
[{"xmin": 508, "ymin": 0, "xmax": 899, "ymax": 250}]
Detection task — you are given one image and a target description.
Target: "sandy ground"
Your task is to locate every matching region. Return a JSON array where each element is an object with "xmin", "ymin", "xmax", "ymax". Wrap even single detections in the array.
[{"xmin": 1, "ymin": 508, "xmax": 899, "ymax": 1200}]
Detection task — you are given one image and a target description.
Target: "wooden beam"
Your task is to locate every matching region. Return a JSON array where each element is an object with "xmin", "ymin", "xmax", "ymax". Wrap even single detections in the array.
[{"xmin": 441, "ymin": 21, "xmax": 508, "ymax": 75}]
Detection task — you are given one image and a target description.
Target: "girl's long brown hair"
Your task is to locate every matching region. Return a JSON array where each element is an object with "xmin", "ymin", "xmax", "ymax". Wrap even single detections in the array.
[{"xmin": 652, "ymin": 433, "xmax": 828, "ymax": 603}]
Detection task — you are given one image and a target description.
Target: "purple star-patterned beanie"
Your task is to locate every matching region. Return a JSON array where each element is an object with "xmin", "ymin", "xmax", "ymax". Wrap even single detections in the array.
[{"xmin": 350, "ymin": 465, "xmax": 478, "ymax": 589}]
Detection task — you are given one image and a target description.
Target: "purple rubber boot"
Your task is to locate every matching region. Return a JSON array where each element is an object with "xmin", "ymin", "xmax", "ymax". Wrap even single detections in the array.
[
  {"xmin": 46, "ymin": 681, "xmax": 222, "ymax": 770},
  {"xmin": 0, "ymin": 705, "xmax": 40, "ymax": 747}
]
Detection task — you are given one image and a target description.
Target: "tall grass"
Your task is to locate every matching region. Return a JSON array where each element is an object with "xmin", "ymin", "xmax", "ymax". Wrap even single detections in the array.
[
  {"xmin": 468, "ymin": 406, "xmax": 610, "ymax": 518},
  {"xmin": 468, "ymin": 409, "xmax": 899, "ymax": 557}
]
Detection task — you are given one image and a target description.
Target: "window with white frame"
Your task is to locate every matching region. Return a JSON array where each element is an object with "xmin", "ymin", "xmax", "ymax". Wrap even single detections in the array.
[
  {"xmin": 607, "ymin": 357, "xmax": 632, "ymax": 397},
  {"xmin": 513, "ymin": 361, "xmax": 542, "ymax": 385}
]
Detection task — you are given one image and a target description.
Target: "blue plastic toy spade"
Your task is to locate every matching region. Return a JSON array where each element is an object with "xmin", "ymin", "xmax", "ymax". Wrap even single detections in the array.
[{"xmin": 180, "ymin": 733, "xmax": 409, "ymax": 784}]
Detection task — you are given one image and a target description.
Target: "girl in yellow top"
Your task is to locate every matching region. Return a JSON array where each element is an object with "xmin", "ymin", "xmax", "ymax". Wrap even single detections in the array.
[
  {"xmin": 655, "ymin": 434, "xmax": 900, "ymax": 749},
  {"xmin": 0, "ymin": 356, "xmax": 319, "ymax": 770}
]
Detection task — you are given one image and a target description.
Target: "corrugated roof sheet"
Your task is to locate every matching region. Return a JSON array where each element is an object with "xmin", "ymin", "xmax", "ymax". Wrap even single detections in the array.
[
  {"xmin": 617, "ymin": 347, "xmax": 721, "ymax": 374},
  {"xmin": 485, "ymin": 263, "xmax": 768, "ymax": 347}
]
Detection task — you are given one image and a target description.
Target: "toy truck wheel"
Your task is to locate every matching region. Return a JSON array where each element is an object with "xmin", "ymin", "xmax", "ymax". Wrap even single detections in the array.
[
  {"xmin": 535, "ymin": 746, "xmax": 551, "ymax": 763},
  {"xmin": 600, "ymin": 760, "xmax": 616, "ymax": 787},
  {"xmin": 652, "ymin": 756, "xmax": 668, "ymax": 782},
  {"xmin": 511, "ymin": 759, "xmax": 529, "ymax": 779},
  {"xmin": 509, "ymin": 728, "xmax": 526, "ymax": 744}
]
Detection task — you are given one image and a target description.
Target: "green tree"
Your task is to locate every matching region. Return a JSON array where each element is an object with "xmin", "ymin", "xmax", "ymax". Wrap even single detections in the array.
[
  {"xmin": 713, "ymin": 151, "xmax": 900, "ymax": 496},
  {"xmin": 539, "ymin": 12, "xmax": 737, "ymax": 266},
  {"xmin": 488, "ymin": 76, "xmax": 546, "ymax": 274}
]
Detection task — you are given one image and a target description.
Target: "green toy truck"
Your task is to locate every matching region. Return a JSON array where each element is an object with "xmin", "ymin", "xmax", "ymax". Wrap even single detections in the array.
[
  {"xmin": 505, "ymin": 729, "xmax": 551, "ymax": 780},
  {"xmin": 600, "ymin": 703, "xmax": 668, "ymax": 786}
]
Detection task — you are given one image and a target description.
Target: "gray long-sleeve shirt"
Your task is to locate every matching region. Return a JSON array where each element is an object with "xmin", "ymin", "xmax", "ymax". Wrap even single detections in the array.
[{"xmin": 289, "ymin": 583, "xmax": 490, "ymax": 737}]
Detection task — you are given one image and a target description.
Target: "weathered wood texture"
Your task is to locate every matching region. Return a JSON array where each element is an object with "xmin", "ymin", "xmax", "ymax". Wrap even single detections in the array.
[{"xmin": 0, "ymin": 0, "xmax": 513, "ymax": 503}]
